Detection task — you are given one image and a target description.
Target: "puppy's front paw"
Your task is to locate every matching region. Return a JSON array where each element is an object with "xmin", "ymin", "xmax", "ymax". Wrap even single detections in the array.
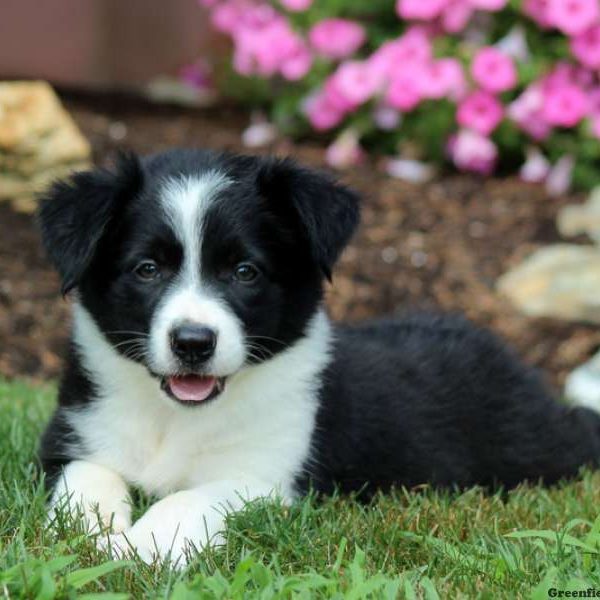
[
  {"xmin": 47, "ymin": 461, "xmax": 131, "ymax": 534},
  {"xmin": 101, "ymin": 490, "xmax": 225, "ymax": 566}
]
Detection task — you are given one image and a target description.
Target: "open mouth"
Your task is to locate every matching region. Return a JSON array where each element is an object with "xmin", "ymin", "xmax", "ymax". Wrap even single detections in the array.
[{"xmin": 161, "ymin": 375, "xmax": 226, "ymax": 406}]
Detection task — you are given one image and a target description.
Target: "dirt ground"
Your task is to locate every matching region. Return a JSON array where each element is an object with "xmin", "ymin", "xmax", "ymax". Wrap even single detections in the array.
[{"xmin": 1, "ymin": 92, "xmax": 599, "ymax": 389}]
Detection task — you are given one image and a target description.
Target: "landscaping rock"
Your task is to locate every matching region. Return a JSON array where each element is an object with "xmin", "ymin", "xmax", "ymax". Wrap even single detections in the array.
[
  {"xmin": 557, "ymin": 187, "xmax": 600, "ymax": 243},
  {"xmin": 0, "ymin": 81, "xmax": 91, "ymax": 212},
  {"xmin": 496, "ymin": 244, "xmax": 600, "ymax": 324},
  {"xmin": 564, "ymin": 349, "xmax": 600, "ymax": 412}
]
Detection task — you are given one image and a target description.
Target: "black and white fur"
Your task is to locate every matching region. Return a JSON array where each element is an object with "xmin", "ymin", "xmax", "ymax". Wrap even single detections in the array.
[{"xmin": 38, "ymin": 149, "xmax": 600, "ymax": 565}]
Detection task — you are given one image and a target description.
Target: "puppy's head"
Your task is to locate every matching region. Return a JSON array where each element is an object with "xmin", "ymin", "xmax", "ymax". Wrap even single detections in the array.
[{"xmin": 39, "ymin": 149, "xmax": 359, "ymax": 406}]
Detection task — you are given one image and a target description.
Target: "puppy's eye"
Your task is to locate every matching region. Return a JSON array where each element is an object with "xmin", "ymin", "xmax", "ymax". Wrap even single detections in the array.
[
  {"xmin": 134, "ymin": 260, "xmax": 160, "ymax": 281},
  {"xmin": 234, "ymin": 263, "xmax": 259, "ymax": 283}
]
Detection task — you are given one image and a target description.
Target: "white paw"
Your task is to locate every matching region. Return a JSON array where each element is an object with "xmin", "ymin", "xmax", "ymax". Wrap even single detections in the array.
[
  {"xmin": 47, "ymin": 461, "xmax": 131, "ymax": 534},
  {"xmin": 99, "ymin": 490, "xmax": 226, "ymax": 566}
]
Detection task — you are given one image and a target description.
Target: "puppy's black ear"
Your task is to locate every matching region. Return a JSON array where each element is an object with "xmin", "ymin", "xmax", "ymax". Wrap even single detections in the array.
[
  {"xmin": 37, "ymin": 153, "xmax": 142, "ymax": 294},
  {"xmin": 257, "ymin": 158, "xmax": 360, "ymax": 279}
]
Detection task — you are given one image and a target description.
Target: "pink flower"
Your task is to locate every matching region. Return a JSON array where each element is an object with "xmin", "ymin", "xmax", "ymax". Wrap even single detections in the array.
[
  {"xmin": 441, "ymin": 0, "xmax": 473, "ymax": 33},
  {"xmin": 469, "ymin": 0, "xmax": 507, "ymax": 10},
  {"xmin": 522, "ymin": 0, "xmax": 553, "ymax": 28},
  {"xmin": 325, "ymin": 61, "xmax": 380, "ymax": 111},
  {"xmin": 368, "ymin": 29, "xmax": 432, "ymax": 83},
  {"xmin": 211, "ymin": 0, "xmax": 247, "ymax": 34},
  {"xmin": 303, "ymin": 92, "xmax": 345, "ymax": 131},
  {"xmin": 508, "ymin": 84, "xmax": 552, "ymax": 140},
  {"xmin": 542, "ymin": 84, "xmax": 588, "ymax": 127},
  {"xmin": 574, "ymin": 66, "xmax": 595, "ymax": 87},
  {"xmin": 280, "ymin": 0, "xmax": 313, "ymax": 11},
  {"xmin": 309, "ymin": 19, "xmax": 366, "ymax": 60},
  {"xmin": 520, "ymin": 147, "xmax": 551, "ymax": 183},
  {"xmin": 242, "ymin": 2, "xmax": 281, "ymax": 27},
  {"xmin": 419, "ymin": 58, "xmax": 466, "ymax": 100},
  {"xmin": 547, "ymin": 0, "xmax": 600, "ymax": 36},
  {"xmin": 385, "ymin": 64, "xmax": 423, "ymax": 111},
  {"xmin": 571, "ymin": 25, "xmax": 600, "ymax": 68},
  {"xmin": 456, "ymin": 90, "xmax": 504, "ymax": 135},
  {"xmin": 231, "ymin": 16, "xmax": 312, "ymax": 80},
  {"xmin": 396, "ymin": 0, "xmax": 448, "ymax": 20},
  {"xmin": 542, "ymin": 61, "xmax": 594, "ymax": 90},
  {"xmin": 542, "ymin": 62, "xmax": 579, "ymax": 90},
  {"xmin": 325, "ymin": 130, "xmax": 365, "ymax": 169},
  {"xmin": 471, "ymin": 47, "xmax": 517, "ymax": 93},
  {"xmin": 236, "ymin": 22, "xmax": 295, "ymax": 77},
  {"xmin": 588, "ymin": 87, "xmax": 600, "ymax": 113},
  {"xmin": 508, "ymin": 85, "xmax": 543, "ymax": 122},
  {"xmin": 448, "ymin": 129, "xmax": 498, "ymax": 175},
  {"xmin": 280, "ymin": 42, "xmax": 313, "ymax": 80}
]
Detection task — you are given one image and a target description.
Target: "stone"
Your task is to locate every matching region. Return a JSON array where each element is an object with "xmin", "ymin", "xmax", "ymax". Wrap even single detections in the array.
[
  {"xmin": 0, "ymin": 81, "xmax": 91, "ymax": 212},
  {"xmin": 564, "ymin": 350, "xmax": 600, "ymax": 412},
  {"xmin": 496, "ymin": 244, "xmax": 600, "ymax": 324},
  {"xmin": 557, "ymin": 187, "xmax": 600, "ymax": 243},
  {"xmin": 146, "ymin": 76, "xmax": 216, "ymax": 108}
]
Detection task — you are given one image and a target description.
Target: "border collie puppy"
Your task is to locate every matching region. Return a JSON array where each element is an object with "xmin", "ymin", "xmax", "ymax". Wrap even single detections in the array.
[{"xmin": 38, "ymin": 149, "xmax": 600, "ymax": 565}]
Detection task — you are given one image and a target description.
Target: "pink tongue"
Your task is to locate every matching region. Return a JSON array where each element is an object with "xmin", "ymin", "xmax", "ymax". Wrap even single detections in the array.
[{"xmin": 168, "ymin": 375, "xmax": 217, "ymax": 402}]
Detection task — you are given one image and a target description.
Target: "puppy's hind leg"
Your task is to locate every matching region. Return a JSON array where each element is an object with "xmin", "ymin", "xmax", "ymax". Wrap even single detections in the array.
[
  {"xmin": 480, "ymin": 364, "xmax": 600, "ymax": 487},
  {"xmin": 531, "ymin": 399, "xmax": 600, "ymax": 484}
]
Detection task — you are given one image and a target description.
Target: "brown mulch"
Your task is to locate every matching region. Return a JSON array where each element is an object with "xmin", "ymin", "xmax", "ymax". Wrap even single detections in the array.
[{"xmin": 1, "ymin": 92, "xmax": 599, "ymax": 388}]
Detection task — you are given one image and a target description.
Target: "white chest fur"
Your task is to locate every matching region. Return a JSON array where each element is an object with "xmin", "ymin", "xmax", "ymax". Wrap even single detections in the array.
[{"xmin": 67, "ymin": 304, "xmax": 332, "ymax": 499}]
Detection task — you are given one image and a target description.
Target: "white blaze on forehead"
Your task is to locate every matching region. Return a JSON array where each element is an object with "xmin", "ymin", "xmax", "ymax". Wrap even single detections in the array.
[
  {"xmin": 150, "ymin": 171, "xmax": 245, "ymax": 377},
  {"xmin": 161, "ymin": 171, "xmax": 231, "ymax": 281}
]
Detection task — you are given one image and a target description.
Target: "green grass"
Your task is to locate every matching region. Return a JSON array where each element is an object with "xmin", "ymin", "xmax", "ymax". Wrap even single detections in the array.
[{"xmin": 2, "ymin": 379, "xmax": 600, "ymax": 599}]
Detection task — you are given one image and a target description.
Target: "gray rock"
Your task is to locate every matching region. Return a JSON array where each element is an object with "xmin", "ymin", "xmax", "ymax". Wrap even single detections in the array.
[
  {"xmin": 557, "ymin": 187, "xmax": 600, "ymax": 243},
  {"xmin": 565, "ymin": 350, "xmax": 600, "ymax": 413},
  {"xmin": 496, "ymin": 244, "xmax": 600, "ymax": 323}
]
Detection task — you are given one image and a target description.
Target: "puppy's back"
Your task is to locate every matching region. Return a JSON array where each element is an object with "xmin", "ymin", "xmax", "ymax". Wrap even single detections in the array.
[{"xmin": 298, "ymin": 314, "xmax": 600, "ymax": 495}]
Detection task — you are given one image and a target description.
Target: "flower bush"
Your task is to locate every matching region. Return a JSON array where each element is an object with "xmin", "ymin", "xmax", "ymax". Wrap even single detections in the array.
[{"xmin": 195, "ymin": 0, "xmax": 600, "ymax": 189}]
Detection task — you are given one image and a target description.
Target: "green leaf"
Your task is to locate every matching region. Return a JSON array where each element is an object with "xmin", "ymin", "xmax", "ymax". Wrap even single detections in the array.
[
  {"xmin": 421, "ymin": 577, "xmax": 441, "ymax": 600},
  {"xmin": 530, "ymin": 567, "xmax": 559, "ymax": 600},
  {"xmin": 44, "ymin": 555, "xmax": 78, "ymax": 574},
  {"xmin": 506, "ymin": 530, "xmax": 599, "ymax": 553},
  {"xmin": 65, "ymin": 560, "xmax": 133, "ymax": 590},
  {"xmin": 403, "ymin": 577, "xmax": 418, "ymax": 600},
  {"xmin": 35, "ymin": 566, "xmax": 56, "ymax": 600},
  {"xmin": 332, "ymin": 537, "xmax": 348, "ymax": 573}
]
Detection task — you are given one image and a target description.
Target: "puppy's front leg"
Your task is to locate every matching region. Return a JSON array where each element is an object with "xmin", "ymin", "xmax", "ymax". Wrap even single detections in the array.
[
  {"xmin": 104, "ymin": 480, "xmax": 276, "ymax": 565},
  {"xmin": 48, "ymin": 460, "xmax": 131, "ymax": 534}
]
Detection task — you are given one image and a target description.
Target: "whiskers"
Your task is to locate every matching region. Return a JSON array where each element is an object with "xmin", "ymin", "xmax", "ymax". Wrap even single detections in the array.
[
  {"xmin": 107, "ymin": 330, "xmax": 150, "ymax": 363},
  {"xmin": 244, "ymin": 335, "xmax": 289, "ymax": 364},
  {"xmin": 121, "ymin": 342, "xmax": 150, "ymax": 363},
  {"xmin": 245, "ymin": 342, "xmax": 274, "ymax": 364}
]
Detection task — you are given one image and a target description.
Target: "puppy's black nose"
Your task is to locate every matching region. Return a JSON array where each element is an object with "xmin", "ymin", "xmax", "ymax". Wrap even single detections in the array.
[{"xmin": 170, "ymin": 324, "xmax": 217, "ymax": 365}]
